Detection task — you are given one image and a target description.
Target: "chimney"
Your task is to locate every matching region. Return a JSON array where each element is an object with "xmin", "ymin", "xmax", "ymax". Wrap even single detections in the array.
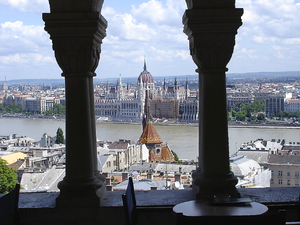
[
  {"xmin": 147, "ymin": 172, "xmax": 153, "ymax": 180},
  {"xmin": 122, "ymin": 172, "xmax": 129, "ymax": 182},
  {"xmin": 106, "ymin": 177, "xmax": 111, "ymax": 186},
  {"xmin": 175, "ymin": 173, "xmax": 181, "ymax": 183},
  {"xmin": 106, "ymin": 185, "xmax": 113, "ymax": 191}
]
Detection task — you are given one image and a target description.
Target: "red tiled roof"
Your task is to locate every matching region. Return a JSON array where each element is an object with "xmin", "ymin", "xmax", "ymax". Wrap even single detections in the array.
[
  {"xmin": 148, "ymin": 144, "xmax": 175, "ymax": 162},
  {"xmin": 161, "ymin": 144, "xmax": 175, "ymax": 161},
  {"xmin": 139, "ymin": 123, "xmax": 163, "ymax": 144},
  {"xmin": 287, "ymin": 99, "xmax": 300, "ymax": 103}
]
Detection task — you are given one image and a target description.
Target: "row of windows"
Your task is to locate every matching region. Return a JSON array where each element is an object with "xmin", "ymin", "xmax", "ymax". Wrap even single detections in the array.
[
  {"xmin": 273, "ymin": 170, "xmax": 299, "ymax": 177},
  {"xmin": 95, "ymin": 105, "xmax": 118, "ymax": 108},
  {"xmin": 271, "ymin": 179, "xmax": 299, "ymax": 186},
  {"xmin": 106, "ymin": 161, "xmax": 117, "ymax": 167},
  {"xmin": 121, "ymin": 113, "xmax": 136, "ymax": 116}
]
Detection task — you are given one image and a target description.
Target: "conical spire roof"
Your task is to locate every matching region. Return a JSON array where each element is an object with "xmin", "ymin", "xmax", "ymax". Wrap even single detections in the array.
[{"xmin": 139, "ymin": 122, "xmax": 163, "ymax": 144}]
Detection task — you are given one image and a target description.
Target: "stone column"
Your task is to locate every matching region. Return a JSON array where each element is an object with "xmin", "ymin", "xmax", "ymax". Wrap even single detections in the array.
[
  {"xmin": 183, "ymin": 0, "xmax": 243, "ymax": 199},
  {"xmin": 43, "ymin": 0, "xmax": 107, "ymax": 207}
]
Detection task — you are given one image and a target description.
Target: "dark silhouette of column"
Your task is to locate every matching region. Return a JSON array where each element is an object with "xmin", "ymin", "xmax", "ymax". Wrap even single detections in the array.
[
  {"xmin": 43, "ymin": 0, "xmax": 107, "ymax": 207},
  {"xmin": 183, "ymin": 0, "xmax": 243, "ymax": 199}
]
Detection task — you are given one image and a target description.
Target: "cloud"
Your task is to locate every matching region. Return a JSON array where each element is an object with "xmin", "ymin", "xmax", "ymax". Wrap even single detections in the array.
[
  {"xmin": 0, "ymin": 0, "xmax": 49, "ymax": 13},
  {"xmin": 101, "ymin": 0, "xmax": 189, "ymax": 74},
  {"xmin": 131, "ymin": 0, "xmax": 185, "ymax": 27},
  {"xmin": 238, "ymin": 0, "xmax": 300, "ymax": 38},
  {"xmin": 0, "ymin": 21, "xmax": 51, "ymax": 55},
  {"xmin": 228, "ymin": 0, "xmax": 300, "ymax": 72},
  {"xmin": 0, "ymin": 0, "xmax": 299, "ymax": 79},
  {"xmin": 107, "ymin": 13, "xmax": 157, "ymax": 41},
  {"xmin": 0, "ymin": 53, "xmax": 54, "ymax": 65}
]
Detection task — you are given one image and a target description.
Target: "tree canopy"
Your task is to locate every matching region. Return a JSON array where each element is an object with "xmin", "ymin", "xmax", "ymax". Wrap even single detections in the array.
[
  {"xmin": 0, "ymin": 103, "xmax": 23, "ymax": 114},
  {"xmin": 56, "ymin": 127, "xmax": 64, "ymax": 144},
  {"xmin": 44, "ymin": 103, "xmax": 65, "ymax": 116},
  {"xmin": 229, "ymin": 100, "xmax": 266, "ymax": 122},
  {"xmin": 0, "ymin": 159, "xmax": 18, "ymax": 193}
]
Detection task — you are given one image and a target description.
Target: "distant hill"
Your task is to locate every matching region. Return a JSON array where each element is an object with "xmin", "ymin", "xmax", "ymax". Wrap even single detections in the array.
[
  {"xmin": 2, "ymin": 71, "xmax": 300, "ymax": 85},
  {"xmin": 226, "ymin": 71, "xmax": 300, "ymax": 79}
]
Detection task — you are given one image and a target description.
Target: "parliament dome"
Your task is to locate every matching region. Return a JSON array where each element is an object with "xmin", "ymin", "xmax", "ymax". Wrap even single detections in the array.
[{"xmin": 137, "ymin": 60, "xmax": 154, "ymax": 84}]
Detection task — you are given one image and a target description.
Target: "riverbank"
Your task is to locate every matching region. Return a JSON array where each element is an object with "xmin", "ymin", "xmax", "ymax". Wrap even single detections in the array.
[{"xmin": 1, "ymin": 114, "xmax": 300, "ymax": 128}]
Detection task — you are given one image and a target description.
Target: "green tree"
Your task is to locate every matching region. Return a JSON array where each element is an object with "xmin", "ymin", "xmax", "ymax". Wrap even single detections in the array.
[
  {"xmin": 0, "ymin": 103, "xmax": 5, "ymax": 113},
  {"xmin": 9, "ymin": 103, "xmax": 22, "ymax": 113},
  {"xmin": 53, "ymin": 103, "xmax": 65, "ymax": 115},
  {"xmin": 248, "ymin": 115, "xmax": 257, "ymax": 122},
  {"xmin": 44, "ymin": 110, "xmax": 53, "ymax": 116},
  {"xmin": 171, "ymin": 150, "xmax": 180, "ymax": 163},
  {"xmin": 229, "ymin": 100, "xmax": 265, "ymax": 116},
  {"xmin": 0, "ymin": 159, "xmax": 18, "ymax": 193},
  {"xmin": 246, "ymin": 111, "xmax": 251, "ymax": 118},
  {"xmin": 231, "ymin": 110, "xmax": 237, "ymax": 117},
  {"xmin": 257, "ymin": 113, "xmax": 266, "ymax": 121},
  {"xmin": 277, "ymin": 111, "xmax": 284, "ymax": 118},
  {"xmin": 56, "ymin": 127, "xmax": 64, "ymax": 144},
  {"xmin": 252, "ymin": 99, "xmax": 265, "ymax": 112},
  {"xmin": 292, "ymin": 112, "xmax": 300, "ymax": 119},
  {"xmin": 236, "ymin": 111, "xmax": 246, "ymax": 121},
  {"xmin": 283, "ymin": 111, "xmax": 291, "ymax": 118}
]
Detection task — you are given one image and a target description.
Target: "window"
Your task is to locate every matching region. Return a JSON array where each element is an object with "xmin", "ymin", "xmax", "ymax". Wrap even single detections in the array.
[
  {"xmin": 287, "ymin": 180, "xmax": 290, "ymax": 186},
  {"xmin": 278, "ymin": 179, "xmax": 282, "ymax": 185},
  {"xmin": 278, "ymin": 171, "xmax": 282, "ymax": 176},
  {"xmin": 295, "ymin": 181, "xmax": 299, "ymax": 186},
  {"xmin": 287, "ymin": 172, "xmax": 290, "ymax": 177},
  {"xmin": 295, "ymin": 171, "xmax": 299, "ymax": 178},
  {"xmin": 270, "ymin": 179, "xmax": 274, "ymax": 184}
]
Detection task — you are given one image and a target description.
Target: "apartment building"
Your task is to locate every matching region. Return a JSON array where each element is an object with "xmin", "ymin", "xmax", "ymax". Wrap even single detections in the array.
[
  {"xmin": 265, "ymin": 94, "xmax": 285, "ymax": 118},
  {"xmin": 227, "ymin": 92, "xmax": 253, "ymax": 108},
  {"xmin": 284, "ymin": 99, "xmax": 300, "ymax": 114},
  {"xmin": 269, "ymin": 155, "xmax": 300, "ymax": 187},
  {"xmin": 24, "ymin": 97, "xmax": 60, "ymax": 113}
]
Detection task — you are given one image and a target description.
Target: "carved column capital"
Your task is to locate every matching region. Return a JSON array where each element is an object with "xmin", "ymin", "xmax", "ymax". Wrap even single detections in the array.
[
  {"xmin": 183, "ymin": 8, "xmax": 243, "ymax": 72},
  {"xmin": 43, "ymin": 12, "xmax": 107, "ymax": 77},
  {"xmin": 183, "ymin": 4, "xmax": 243, "ymax": 200}
]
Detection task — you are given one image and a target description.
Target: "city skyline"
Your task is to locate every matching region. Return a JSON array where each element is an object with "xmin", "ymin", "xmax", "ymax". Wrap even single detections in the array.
[{"xmin": 0, "ymin": 0, "xmax": 300, "ymax": 81}]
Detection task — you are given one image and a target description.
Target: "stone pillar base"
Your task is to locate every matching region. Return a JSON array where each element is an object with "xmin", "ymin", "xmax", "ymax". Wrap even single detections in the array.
[
  {"xmin": 56, "ymin": 178, "xmax": 106, "ymax": 208},
  {"xmin": 192, "ymin": 169, "xmax": 240, "ymax": 200}
]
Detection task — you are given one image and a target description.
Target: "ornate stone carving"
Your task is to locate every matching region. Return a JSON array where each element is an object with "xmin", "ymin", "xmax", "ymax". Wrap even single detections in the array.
[
  {"xmin": 53, "ymin": 40, "xmax": 101, "ymax": 75},
  {"xmin": 183, "ymin": 8, "xmax": 243, "ymax": 71},
  {"xmin": 43, "ymin": 7, "xmax": 107, "ymax": 207},
  {"xmin": 49, "ymin": 0, "xmax": 104, "ymax": 13},
  {"xmin": 43, "ymin": 12, "xmax": 107, "ymax": 77},
  {"xmin": 183, "ymin": 3, "xmax": 243, "ymax": 199},
  {"xmin": 185, "ymin": 0, "xmax": 235, "ymax": 9}
]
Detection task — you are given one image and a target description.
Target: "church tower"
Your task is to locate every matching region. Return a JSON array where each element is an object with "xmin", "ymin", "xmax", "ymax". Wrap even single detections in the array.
[
  {"xmin": 139, "ymin": 90, "xmax": 175, "ymax": 163},
  {"xmin": 137, "ymin": 59, "xmax": 155, "ymax": 101}
]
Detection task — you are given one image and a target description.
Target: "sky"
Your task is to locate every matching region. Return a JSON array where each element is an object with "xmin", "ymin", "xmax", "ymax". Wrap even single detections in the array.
[{"xmin": 0, "ymin": 0, "xmax": 300, "ymax": 81}]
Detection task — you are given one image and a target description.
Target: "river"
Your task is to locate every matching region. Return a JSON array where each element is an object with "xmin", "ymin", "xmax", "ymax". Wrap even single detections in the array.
[{"xmin": 1, "ymin": 118, "xmax": 300, "ymax": 161}]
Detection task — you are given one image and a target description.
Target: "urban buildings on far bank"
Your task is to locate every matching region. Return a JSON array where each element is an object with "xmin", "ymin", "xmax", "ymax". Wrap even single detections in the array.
[
  {"xmin": 2, "ymin": 68, "xmax": 300, "ymax": 122},
  {"xmin": 94, "ymin": 61, "xmax": 198, "ymax": 123}
]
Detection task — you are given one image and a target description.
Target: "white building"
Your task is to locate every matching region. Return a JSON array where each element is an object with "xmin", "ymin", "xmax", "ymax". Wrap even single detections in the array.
[
  {"xmin": 94, "ymin": 62, "xmax": 155, "ymax": 121},
  {"xmin": 269, "ymin": 155, "xmax": 300, "ymax": 187},
  {"xmin": 24, "ymin": 97, "xmax": 60, "ymax": 113},
  {"xmin": 230, "ymin": 155, "xmax": 271, "ymax": 188},
  {"xmin": 284, "ymin": 99, "xmax": 300, "ymax": 114}
]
